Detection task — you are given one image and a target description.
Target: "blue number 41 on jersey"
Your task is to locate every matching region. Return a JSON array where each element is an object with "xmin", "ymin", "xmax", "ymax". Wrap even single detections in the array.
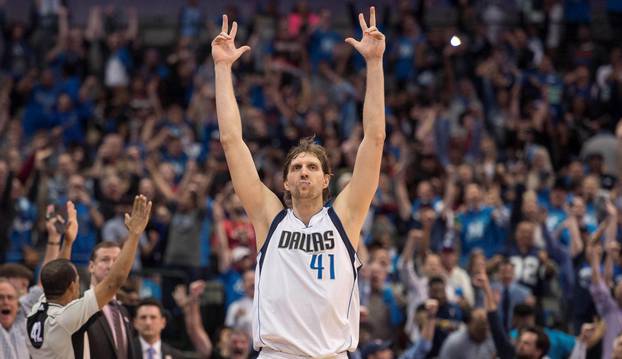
[{"xmin": 310, "ymin": 254, "xmax": 335, "ymax": 280}]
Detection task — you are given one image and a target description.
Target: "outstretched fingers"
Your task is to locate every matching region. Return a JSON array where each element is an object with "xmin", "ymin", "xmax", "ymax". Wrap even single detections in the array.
[
  {"xmin": 369, "ymin": 6, "xmax": 376, "ymax": 28},
  {"xmin": 221, "ymin": 14, "xmax": 228, "ymax": 34},
  {"xmin": 230, "ymin": 21, "xmax": 238, "ymax": 40},
  {"xmin": 236, "ymin": 45, "xmax": 251, "ymax": 56},
  {"xmin": 358, "ymin": 13, "xmax": 368, "ymax": 32},
  {"xmin": 345, "ymin": 37, "xmax": 360, "ymax": 49},
  {"xmin": 131, "ymin": 195, "xmax": 140, "ymax": 217}
]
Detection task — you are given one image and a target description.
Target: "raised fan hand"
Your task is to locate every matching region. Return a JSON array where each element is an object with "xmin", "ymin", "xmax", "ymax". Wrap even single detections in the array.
[
  {"xmin": 124, "ymin": 195, "xmax": 153, "ymax": 235},
  {"xmin": 65, "ymin": 201, "xmax": 78, "ymax": 242},
  {"xmin": 345, "ymin": 6, "xmax": 385, "ymax": 62},
  {"xmin": 211, "ymin": 15, "xmax": 251, "ymax": 66}
]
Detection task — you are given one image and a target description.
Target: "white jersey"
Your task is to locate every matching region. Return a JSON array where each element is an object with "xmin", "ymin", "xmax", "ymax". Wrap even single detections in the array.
[
  {"xmin": 253, "ymin": 207, "xmax": 361, "ymax": 358},
  {"xmin": 26, "ymin": 289, "xmax": 99, "ymax": 359}
]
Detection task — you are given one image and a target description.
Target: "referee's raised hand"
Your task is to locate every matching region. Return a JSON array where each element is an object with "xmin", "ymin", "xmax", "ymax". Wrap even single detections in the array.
[{"xmin": 124, "ymin": 195, "xmax": 152, "ymax": 236}]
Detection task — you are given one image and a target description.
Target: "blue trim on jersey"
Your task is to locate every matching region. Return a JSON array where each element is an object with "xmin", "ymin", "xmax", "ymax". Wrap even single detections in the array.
[
  {"xmin": 257, "ymin": 209, "xmax": 287, "ymax": 346},
  {"xmin": 327, "ymin": 207, "xmax": 357, "ymax": 281},
  {"xmin": 258, "ymin": 209, "xmax": 287, "ymax": 274}
]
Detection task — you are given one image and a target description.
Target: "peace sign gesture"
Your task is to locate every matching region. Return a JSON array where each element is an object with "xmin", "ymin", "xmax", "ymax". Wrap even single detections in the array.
[
  {"xmin": 211, "ymin": 15, "xmax": 251, "ymax": 66},
  {"xmin": 345, "ymin": 6, "xmax": 385, "ymax": 62}
]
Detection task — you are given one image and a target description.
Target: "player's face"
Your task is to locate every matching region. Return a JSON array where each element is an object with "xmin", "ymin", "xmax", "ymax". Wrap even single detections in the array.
[
  {"xmin": 89, "ymin": 247, "xmax": 121, "ymax": 285},
  {"xmin": 284, "ymin": 152, "xmax": 328, "ymax": 202},
  {"xmin": 0, "ymin": 282, "xmax": 18, "ymax": 330},
  {"xmin": 134, "ymin": 305, "xmax": 166, "ymax": 341}
]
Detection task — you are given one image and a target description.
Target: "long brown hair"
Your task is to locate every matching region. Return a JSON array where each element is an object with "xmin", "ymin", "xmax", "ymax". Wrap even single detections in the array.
[{"xmin": 282, "ymin": 137, "xmax": 332, "ymax": 206}]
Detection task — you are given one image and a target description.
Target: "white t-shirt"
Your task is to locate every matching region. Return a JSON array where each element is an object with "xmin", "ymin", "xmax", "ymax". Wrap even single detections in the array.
[
  {"xmin": 26, "ymin": 289, "xmax": 99, "ymax": 359},
  {"xmin": 225, "ymin": 296, "xmax": 253, "ymax": 337}
]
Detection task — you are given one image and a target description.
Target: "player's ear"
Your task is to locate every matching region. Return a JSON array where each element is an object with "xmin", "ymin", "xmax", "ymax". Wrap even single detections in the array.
[
  {"xmin": 284, "ymin": 180, "xmax": 290, "ymax": 191},
  {"xmin": 323, "ymin": 173, "xmax": 330, "ymax": 189}
]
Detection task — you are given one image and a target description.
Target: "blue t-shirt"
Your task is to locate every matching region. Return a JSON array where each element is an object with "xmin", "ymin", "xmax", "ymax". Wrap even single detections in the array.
[
  {"xmin": 457, "ymin": 207, "xmax": 498, "ymax": 260},
  {"xmin": 70, "ymin": 202, "xmax": 98, "ymax": 265},
  {"xmin": 7, "ymin": 198, "xmax": 37, "ymax": 262},
  {"xmin": 220, "ymin": 269, "xmax": 244, "ymax": 309},
  {"xmin": 391, "ymin": 35, "xmax": 424, "ymax": 81},
  {"xmin": 308, "ymin": 29, "xmax": 342, "ymax": 73}
]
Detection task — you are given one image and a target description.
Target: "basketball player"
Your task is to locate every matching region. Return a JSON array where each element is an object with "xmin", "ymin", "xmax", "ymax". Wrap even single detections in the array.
[{"xmin": 212, "ymin": 6, "xmax": 385, "ymax": 358}]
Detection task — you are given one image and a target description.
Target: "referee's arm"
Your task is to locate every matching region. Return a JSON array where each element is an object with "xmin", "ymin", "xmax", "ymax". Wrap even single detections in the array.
[{"xmin": 94, "ymin": 195, "xmax": 152, "ymax": 308}]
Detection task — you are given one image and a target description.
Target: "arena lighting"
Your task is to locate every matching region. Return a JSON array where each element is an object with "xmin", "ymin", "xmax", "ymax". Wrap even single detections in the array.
[{"xmin": 450, "ymin": 35, "xmax": 462, "ymax": 47}]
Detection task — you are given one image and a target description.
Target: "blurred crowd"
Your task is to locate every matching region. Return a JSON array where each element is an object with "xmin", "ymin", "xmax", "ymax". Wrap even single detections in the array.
[{"xmin": 1, "ymin": 0, "xmax": 622, "ymax": 358}]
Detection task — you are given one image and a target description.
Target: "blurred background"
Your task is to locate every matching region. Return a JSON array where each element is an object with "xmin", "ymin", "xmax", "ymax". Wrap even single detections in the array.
[{"xmin": 1, "ymin": 0, "xmax": 622, "ymax": 358}]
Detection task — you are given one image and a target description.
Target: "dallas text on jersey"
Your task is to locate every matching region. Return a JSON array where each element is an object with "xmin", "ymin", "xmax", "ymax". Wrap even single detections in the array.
[{"xmin": 277, "ymin": 230, "xmax": 336, "ymax": 252}]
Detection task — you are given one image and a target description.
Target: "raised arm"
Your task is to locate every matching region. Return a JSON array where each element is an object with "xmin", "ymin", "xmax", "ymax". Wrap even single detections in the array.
[
  {"xmin": 212, "ymin": 15, "xmax": 283, "ymax": 248},
  {"xmin": 174, "ymin": 281, "xmax": 213, "ymax": 359},
  {"xmin": 474, "ymin": 270, "xmax": 515, "ymax": 359},
  {"xmin": 334, "ymin": 7, "xmax": 386, "ymax": 247},
  {"xmin": 94, "ymin": 195, "xmax": 151, "ymax": 308},
  {"xmin": 58, "ymin": 201, "xmax": 78, "ymax": 260},
  {"xmin": 38, "ymin": 205, "xmax": 67, "ymax": 286}
]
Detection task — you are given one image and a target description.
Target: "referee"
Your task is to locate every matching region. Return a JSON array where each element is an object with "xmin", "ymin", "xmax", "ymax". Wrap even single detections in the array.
[{"xmin": 26, "ymin": 195, "xmax": 152, "ymax": 359}]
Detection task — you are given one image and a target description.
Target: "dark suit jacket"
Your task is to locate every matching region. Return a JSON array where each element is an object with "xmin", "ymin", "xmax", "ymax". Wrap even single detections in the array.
[
  {"xmin": 84, "ymin": 303, "xmax": 141, "ymax": 359},
  {"xmin": 132, "ymin": 337, "xmax": 186, "ymax": 359}
]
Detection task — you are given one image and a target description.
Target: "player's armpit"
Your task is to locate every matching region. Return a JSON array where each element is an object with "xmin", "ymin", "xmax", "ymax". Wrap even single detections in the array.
[
  {"xmin": 220, "ymin": 137, "xmax": 283, "ymax": 248},
  {"xmin": 333, "ymin": 134, "xmax": 384, "ymax": 248}
]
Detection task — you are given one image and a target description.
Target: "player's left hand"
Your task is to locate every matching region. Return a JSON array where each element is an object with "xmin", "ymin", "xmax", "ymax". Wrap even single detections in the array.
[{"xmin": 345, "ymin": 6, "xmax": 385, "ymax": 62}]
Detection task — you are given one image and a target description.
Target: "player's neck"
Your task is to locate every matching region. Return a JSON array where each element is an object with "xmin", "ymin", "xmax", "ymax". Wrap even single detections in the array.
[{"xmin": 291, "ymin": 199, "xmax": 324, "ymax": 226}]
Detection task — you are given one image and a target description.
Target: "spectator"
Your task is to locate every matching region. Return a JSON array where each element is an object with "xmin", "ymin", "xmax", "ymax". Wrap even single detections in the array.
[
  {"xmin": 439, "ymin": 240, "xmax": 474, "ymax": 307},
  {"xmin": 426, "ymin": 276, "xmax": 463, "ymax": 358},
  {"xmin": 510, "ymin": 304, "xmax": 577, "ymax": 359},
  {"xmin": 438, "ymin": 308, "xmax": 495, "ymax": 359},
  {"xmin": 490, "ymin": 258, "xmax": 534, "ymax": 331},
  {"xmin": 588, "ymin": 209, "xmax": 622, "ymax": 359},
  {"xmin": 172, "ymin": 280, "xmax": 213, "ymax": 359},
  {"xmin": 84, "ymin": 241, "xmax": 140, "ymax": 359},
  {"xmin": 456, "ymin": 183, "xmax": 504, "ymax": 261},
  {"xmin": 362, "ymin": 259, "xmax": 404, "ymax": 342},
  {"xmin": 224, "ymin": 269, "xmax": 254, "ymax": 338},
  {"xmin": 0, "ymin": 264, "xmax": 33, "ymax": 297},
  {"xmin": 0, "ymin": 279, "xmax": 28, "ymax": 358},
  {"xmin": 132, "ymin": 298, "xmax": 185, "ymax": 359},
  {"xmin": 503, "ymin": 221, "xmax": 551, "ymax": 298},
  {"xmin": 360, "ymin": 339, "xmax": 393, "ymax": 359}
]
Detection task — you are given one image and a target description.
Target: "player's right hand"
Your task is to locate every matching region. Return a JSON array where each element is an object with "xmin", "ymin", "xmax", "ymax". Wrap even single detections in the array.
[{"xmin": 211, "ymin": 15, "xmax": 251, "ymax": 66}]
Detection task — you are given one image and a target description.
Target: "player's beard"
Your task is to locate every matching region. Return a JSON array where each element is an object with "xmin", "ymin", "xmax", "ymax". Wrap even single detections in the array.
[{"xmin": 291, "ymin": 183, "xmax": 320, "ymax": 201}]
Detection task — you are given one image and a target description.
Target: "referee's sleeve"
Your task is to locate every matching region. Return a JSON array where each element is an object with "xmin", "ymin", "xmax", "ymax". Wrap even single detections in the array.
[{"xmin": 56, "ymin": 289, "xmax": 100, "ymax": 334}]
